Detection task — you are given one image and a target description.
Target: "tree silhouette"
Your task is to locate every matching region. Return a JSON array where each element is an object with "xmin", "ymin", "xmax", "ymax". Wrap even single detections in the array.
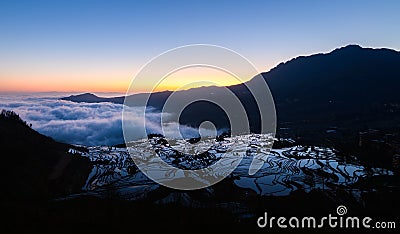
[{"xmin": 0, "ymin": 109, "xmax": 31, "ymax": 128}]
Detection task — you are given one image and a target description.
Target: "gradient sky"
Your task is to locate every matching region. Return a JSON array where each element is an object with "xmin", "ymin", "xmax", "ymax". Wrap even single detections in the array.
[{"xmin": 1, "ymin": 0, "xmax": 399, "ymax": 93}]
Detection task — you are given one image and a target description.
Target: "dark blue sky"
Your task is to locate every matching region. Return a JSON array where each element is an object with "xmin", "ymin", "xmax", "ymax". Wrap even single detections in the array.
[{"xmin": 1, "ymin": 0, "xmax": 399, "ymax": 92}]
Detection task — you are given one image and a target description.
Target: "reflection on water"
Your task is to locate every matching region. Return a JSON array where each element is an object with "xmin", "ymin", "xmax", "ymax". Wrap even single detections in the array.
[
  {"xmin": 66, "ymin": 135, "xmax": 396, "ymax": 213},
  {"xmin": 234, "ymin": 145, "xmax": 388, "ymax": 196}
]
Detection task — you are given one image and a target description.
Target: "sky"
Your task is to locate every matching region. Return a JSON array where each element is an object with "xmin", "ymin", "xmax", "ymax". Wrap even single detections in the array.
[{"xmin": 1, "ymin": 0, "xmax": 399, "ymax": 93}]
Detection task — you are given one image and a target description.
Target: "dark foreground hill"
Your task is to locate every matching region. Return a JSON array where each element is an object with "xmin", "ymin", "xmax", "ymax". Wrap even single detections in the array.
[
  {"xmin": 0, "ymin": 110, "xmax": 92, "ymax": 200},
  {"xmin": 1, "ymin": 112, "xmax": 398, "ymax": 233}
]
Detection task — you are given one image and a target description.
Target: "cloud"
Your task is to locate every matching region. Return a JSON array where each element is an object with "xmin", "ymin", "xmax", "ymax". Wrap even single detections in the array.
[
  {"xmin": 0, "ymin": 94, "xmax": 125, "ymax": 146},
  {"xmin": 0, "ymin": 93, "xmax": 219, "ymax": 146}
]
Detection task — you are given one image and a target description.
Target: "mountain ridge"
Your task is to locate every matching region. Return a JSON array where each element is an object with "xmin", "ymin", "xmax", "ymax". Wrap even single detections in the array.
[
  {"xmin": 62, "ymin": 44, "xmax": 400, "ymax": 104},
  {"xmin": 62, "ymin": 44, "xmax": 400, "ymax": 142}
]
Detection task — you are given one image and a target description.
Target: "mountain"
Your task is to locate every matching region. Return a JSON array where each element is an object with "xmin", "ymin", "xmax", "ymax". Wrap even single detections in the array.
[
  {"xmin": 262, "ymin": 45, "xmax": 400, "ymax": 123},
  {"xmin": 0, "ymin": 110, "xmax": 92, "ymax": 201},
  {"xmin": 62, "ymin": 91, "xmax": 174, "ymax": 108},
  {"xmin": 62, "ymin": 45, "xmax": 400, "ymax": 141},
  {"xmin": 62, "ymin": 92, "xmax": 125, "ymax": 104}
]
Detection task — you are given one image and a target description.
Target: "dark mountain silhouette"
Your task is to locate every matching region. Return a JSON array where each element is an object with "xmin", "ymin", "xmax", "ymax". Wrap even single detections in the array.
[
  {"xmin": 62, "ymin": 45, "xmax": 400, "ymax": 142},
  {"xmin": 62, "ymin": 91, "xmax": 175, "ymax": 108},
  {"xmin": 62, "ymin": 92, "xmax": 125, "ymax": 104},
  {"xmin": 262, "ymin": 44, "xmax": 400, "ymax": 124},
  {"xmin": 0, "ymin": 110, "xmax": 92, "ymax": 201}
]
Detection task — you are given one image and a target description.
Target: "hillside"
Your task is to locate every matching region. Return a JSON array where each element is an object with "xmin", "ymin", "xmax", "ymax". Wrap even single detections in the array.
[
  {"xmin": 262, "ymin": 45, "xmax": 400, "ymax": 126},
  {"xmin": 0, "ymin": 110, "xmax": 92, "ymax": 200},
  {"xmin": 62, "ymin": 45, "xmax": 400, "ymax": 142}
]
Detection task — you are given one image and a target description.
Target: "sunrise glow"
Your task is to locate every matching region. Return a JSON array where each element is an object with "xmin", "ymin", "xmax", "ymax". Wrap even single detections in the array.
[{"xmin": 1, "ymin": 1, "xmax": 399, "ymax": 94}]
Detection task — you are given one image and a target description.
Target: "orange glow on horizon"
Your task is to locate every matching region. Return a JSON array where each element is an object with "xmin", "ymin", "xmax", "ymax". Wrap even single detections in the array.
[
  {"xmin": 147, "ymin": 66, "xmax": 250, "ymax": 93},
  {"xmin": 0, "ymin": 75, "xmax": 132, "ymax": 93},
  {"xmin": 0, "ymin": 67, "xmax": 254, "ymax": 94}
]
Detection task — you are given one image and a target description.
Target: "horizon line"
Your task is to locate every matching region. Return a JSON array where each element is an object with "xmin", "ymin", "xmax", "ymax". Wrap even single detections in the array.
[{"xmin": 2, "ymin": 44, "xmax": 398, "ymax": 94}]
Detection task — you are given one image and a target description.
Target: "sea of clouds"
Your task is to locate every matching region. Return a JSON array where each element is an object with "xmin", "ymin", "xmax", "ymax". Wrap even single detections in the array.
[{"xmin": 0, "ymin": 93, "xmax": 215, "ymax": 146}]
